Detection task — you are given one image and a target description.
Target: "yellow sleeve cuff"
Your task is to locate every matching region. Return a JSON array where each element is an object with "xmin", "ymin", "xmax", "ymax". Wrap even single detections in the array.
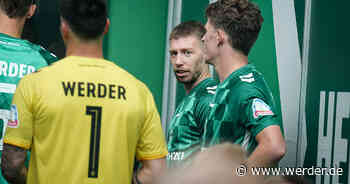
[
  {"xmin": 138, "ymin": 151, "xmax": 168, "ymax": 161},
  {"xmin": 3, "ymin": 138, "xmax": 31, "ymax": 150}
]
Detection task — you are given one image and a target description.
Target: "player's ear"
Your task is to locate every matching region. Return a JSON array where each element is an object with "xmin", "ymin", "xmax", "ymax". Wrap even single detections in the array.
[
  {"xmin": 26, "ymin": 4, "xmax": 37, "ymax": 19},
  {"xmin": 60, "ymin": 18, "xmax": 70, "ymax": 42},
  {"xmin": 103, "ymin": 18, "xmax": 110, "ymax": 35},
  {"xmin": 216, "ymin": 29, "xmax": 226, "ymax": 47}
]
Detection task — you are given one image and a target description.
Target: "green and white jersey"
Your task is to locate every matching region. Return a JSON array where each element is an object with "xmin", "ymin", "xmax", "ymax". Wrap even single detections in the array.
[
  {"xmin": 167, "ymin": 78, "xmax": 217, "ymax": 168},
  {"xmin": 0, "ymin": 33, "xmax": 57, "ymax": 150},
  {"xmin": 202, "ymin": 64, "xmax": 282, "ymax": 154}
]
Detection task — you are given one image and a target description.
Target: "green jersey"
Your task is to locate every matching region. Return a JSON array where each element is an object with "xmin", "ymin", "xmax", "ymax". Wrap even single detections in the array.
[
  {"xmin": 202, "ymin": 64, "xmax": 282, "ymax": 154},
  {"xmin": 0, "ymin": 33, "xmax": 56, "ymax": 183},
  {"xmin": 167, "ymin": 78, "xmax": 217, "ymax": 168}
]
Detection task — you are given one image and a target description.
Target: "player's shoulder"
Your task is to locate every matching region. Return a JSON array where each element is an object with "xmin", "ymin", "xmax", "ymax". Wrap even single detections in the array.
[
  {"xmin": 204, "ymin": 78, "xmax": 218, "ymax": 90},
  {"xmin": 0, "ymin": 33, "xmax": 26, "ymax": 47},
  {"xmin": 228, "ymin": 72, "xmax": 265, "ymax": 102},
  {"xmin": 234, "ymin": 65, "xmax": 263, "ymax": 88},
  {"xmin": 20, "ymin": 58, "xmax": 60, "ymax": 81},
  {"xmin": 0, "ymin": 35, "xmax": 57, "ymax": 65},
  {"xmin": 30, "ymin": 44, "xmax": 58, "ymax": 65},
  {"xmin": 234, "ymin": 82, "xmax": 263, "ymax": 101},
  {"xmin": 16, "ymin": 69, "xmax": 41, "ymax": 87},
  {"xmin": 191, "ymin": 79, "xmax": 216, "ymax": 108},
  {"xmin": 20, "ymin": 66, "xmax": 47, "ymax": 82},
  {"xmin": 196, "ymin": 78, "xmax": 217, "ymax": 97}
]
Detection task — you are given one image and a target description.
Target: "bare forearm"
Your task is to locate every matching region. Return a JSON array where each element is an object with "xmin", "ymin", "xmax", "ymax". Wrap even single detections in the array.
[
  {"xmin": 246, "ymin": 144, "xmax": 283, "ymax": 168},
  {"xmin": 134, "ymin": 158, "xmax": 166, "ymax": 184},
  {"xmin": 1, "ymin": 144, "xmax": 27, "ymax": 184},
  {"xmin": 246, "ymin": 126, "xmax": 286, "ymax": 168},
  {"xmin": 136, "ymin": 165, "xmax": 153, "ymax": 184}
]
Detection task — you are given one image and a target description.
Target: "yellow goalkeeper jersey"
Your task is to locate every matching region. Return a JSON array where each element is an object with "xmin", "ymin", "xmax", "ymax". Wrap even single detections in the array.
[{"xmin": 4, "ymin": 56, "xmax": 168, "ymax": 184}]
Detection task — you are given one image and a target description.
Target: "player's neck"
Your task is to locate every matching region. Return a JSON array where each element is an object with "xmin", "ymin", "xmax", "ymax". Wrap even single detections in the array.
[
  {"xmin": 215, "ymin": 46, "xmax": 248, "ymax": 83},
  {"xmin": 184, "ymin": 71, "xmax": 211, "ymax": 94},
  {"xmin": 0, "ymin": 14, "xmax": 25, "ymax": 38},
  {"xmin": 65, "ymin": 38, "xmax": 104, "ymax": 59}
]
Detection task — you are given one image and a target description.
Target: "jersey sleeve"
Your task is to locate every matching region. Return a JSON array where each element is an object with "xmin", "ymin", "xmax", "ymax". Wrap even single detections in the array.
[
  {"xmin": 136, "ymin": 90, "xmax": 168, "ymax": 160},
  {"xmin": 241, "ymin": 97, "xmax": 281, "ymax": 138},
  {"xmin": 3, "ymin": 76, "xmax": 35, "ymax": 150}
]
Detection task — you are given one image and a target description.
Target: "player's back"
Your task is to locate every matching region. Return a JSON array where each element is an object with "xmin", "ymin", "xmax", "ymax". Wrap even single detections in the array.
[{"xmin": 21, "ymin": 56, "xmax": 159, "ymax": 184}]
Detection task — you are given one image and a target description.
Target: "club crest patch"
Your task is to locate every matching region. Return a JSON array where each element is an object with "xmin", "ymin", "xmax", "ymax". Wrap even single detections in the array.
[
  {"xmin": 252, "ymin": 98, "xmax": 274, "ymax": 119},
  {"xmin": 8, "ymin": 104, "xmax": 19, "ymax": 128}
]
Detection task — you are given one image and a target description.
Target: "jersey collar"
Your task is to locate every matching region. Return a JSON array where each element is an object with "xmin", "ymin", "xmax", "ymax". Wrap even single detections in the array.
[{"xmin": 219, "ymin": 63, "xmax": 255, "ymax": 89}]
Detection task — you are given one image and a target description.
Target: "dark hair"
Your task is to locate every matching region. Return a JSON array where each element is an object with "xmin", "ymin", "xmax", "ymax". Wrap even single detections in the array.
[
  {"xmin": 206, "ymin": 0, "xmax": 263, "ymax": 55},
  {"xmin": 169, "ymin": 20, "xmax": 206, "ymax": 41},
  {"xmin": 0, "ymin": 0, "xmax": 34, "ymax": 18},
  {"xmin": 59, "ymin": 0, "xmax": 108, "ymax": 40}
]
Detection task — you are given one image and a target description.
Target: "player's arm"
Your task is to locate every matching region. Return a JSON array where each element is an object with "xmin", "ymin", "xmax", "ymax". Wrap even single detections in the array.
[
  {"xmin": 1, "ymin": 143, "xmax": 28, "ymax": 184},
  {"xmin": 242, "ymin": 97, "xmax": 286, "ymax": 168},
  {"xmin": 135, "ymin": 88, "xmax": 168, "ymax": 184},
  {"xmin": 246, "ymin": 125, "xmax": 286, "ymax": 168},
  {"xmin": 1, "ymin": 76, "xmax": 35, "ymax": 184},
  {"xmin": 133, "ymin": 158, "xmax": 166, "ymax": 184}
]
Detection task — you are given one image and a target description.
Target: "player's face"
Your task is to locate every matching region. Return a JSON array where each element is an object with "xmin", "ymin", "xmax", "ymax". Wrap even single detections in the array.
[
  {"xmin": 169, "ymin": 35, "xmax": 206, "ymax": 84},
  {"xmin": 202, "ymin": 19, "xmax": 219, "ymax": 65}
]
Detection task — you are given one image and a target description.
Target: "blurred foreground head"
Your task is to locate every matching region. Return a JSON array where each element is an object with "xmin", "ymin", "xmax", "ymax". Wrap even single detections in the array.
[{"xmin": 157, "ymin": 143, "xmax": 260, "ymax": 184}]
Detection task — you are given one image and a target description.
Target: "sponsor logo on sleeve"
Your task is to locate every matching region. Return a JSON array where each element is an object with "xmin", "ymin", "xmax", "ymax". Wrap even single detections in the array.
[
  {"xmin": 252, "ymin": 98, "xmax": 274, "ymax": 119},
  {"xmin": 8, "ymin": 104, "xmax": 19, "ymax": 128}
]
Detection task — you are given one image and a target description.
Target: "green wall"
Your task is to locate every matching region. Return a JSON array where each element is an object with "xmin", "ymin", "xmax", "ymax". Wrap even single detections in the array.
[
  {"xmin": 31, "ymin": 0, "xmax": 61, "ymax": 49},
  {"xmin": 294, "ymin": 0, "xmax": 305, "ymax": 53},
  {"xmin": 303, "ymin": 1, "xmax": 350, "ymax": 183},
  {"xmin": 181, "ymin": 0, "xmax": 208, "ymax": 23},
  {"xmin": 106, "ymin": 1, "xmax": 169, "ymax": 112}
]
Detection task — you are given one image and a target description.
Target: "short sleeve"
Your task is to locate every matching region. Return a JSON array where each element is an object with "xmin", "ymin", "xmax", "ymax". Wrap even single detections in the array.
[
  {"xmin": 241, "ymin": 98, "xmax": 281, "ymax": 138},
  {"xmin": 4, "ymin": 77, "xmax": 35, "ymax": 150},
  {"xmin": 136, "ymin": 90, "xmax": 168, "ymax": 160}
]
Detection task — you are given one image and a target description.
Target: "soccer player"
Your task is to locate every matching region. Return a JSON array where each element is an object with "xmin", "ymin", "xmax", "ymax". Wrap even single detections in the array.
[
  {"xmin": 201, "ymin": 0, "xmax": 286, "ymax": 167},
  {"xmin": 0, "ymin": 0, "xmax": 56, "ymax": 183},
  {"xmin": 1, "ymin": 0, "xmax": 167, "ymax": 184},
  {"xmin": 167, "ymin": 21, "xmax": 217, "ymax": 168}
]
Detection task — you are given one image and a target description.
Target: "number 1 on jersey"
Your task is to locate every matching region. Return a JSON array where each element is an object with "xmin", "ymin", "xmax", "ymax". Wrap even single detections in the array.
[{"xmin": 86, "ymin": 106, "xmax": 102, "ymax": 178}]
